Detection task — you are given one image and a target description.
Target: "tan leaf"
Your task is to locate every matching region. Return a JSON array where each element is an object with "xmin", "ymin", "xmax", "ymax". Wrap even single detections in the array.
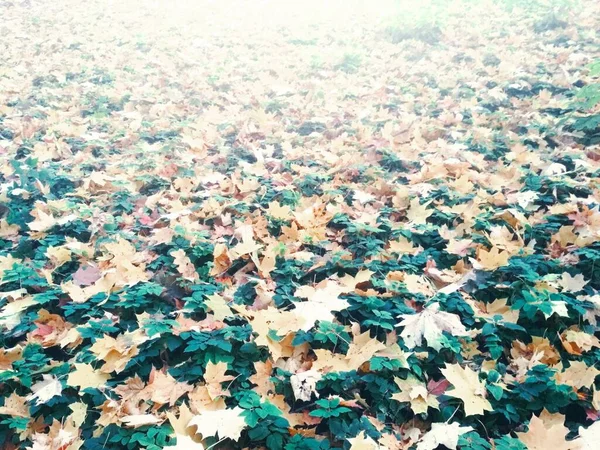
[
  {"xmin": 203, "ymin": 361, "xmax": 235, "ymax": 400},
  {"xmin": 0, "ymin": 393, "xmax": 29, "ymax": 418},
  {"xmin": 517, "ymin": 412, "xmax": 580, "ymax": 450},
  {"xmin": 391, "ymin": 375, "xmax": 439, "ymax": 415},
  {"xmin": 144, "ymin": 367, "xmax": 193, "ymax": 406},
  {"xmin": 290, "ymin": 370, "xmax": 321, "ymax": 402},
  {"xmin": 555, "ymin": 361, "xmax": 600, "ymax": 389},
  {"xmin": 249, "ymin": 360, "xmax": 275, "ymax": 396},
  {"xmin": 560, "ymin": 327, "xmax": 600, "ymax": 355},
  {"xmin": 579, "ymin": 421, "xmax": 600, "ymax": 450},
  {"xmin": 121, "ymin": 414, "xmax": 163, "ymax": 428},
  {"xmin": 265, "ymin": 201, "xmax": 292, "ymax": 220},
  {"xmin": 171, "ymin": 249, "xmax": 199, "ymax": 282}
]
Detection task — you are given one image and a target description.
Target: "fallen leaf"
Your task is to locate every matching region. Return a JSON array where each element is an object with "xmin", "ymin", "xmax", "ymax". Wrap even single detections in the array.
[
  {"xmin": 189, "ymin": 406, "xmax": 247, "ymax": 441},
  {"xmin": 26, "ymin": 375, "xmax": 63, "ymax": 406},
  {"xmin": 417, "ymin": 422, "xmax": 473, "ymax": 450},
  {"xmin": 397, "ymin": 303, "xmax": 468, "ymax": 351},
  {"xmin": 441, "ymin": 364, "xmax": 492, "ymax": 416}
]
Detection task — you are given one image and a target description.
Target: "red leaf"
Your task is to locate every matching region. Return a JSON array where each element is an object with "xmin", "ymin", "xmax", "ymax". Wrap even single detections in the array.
[{"xmin": 428, "ymin": 378, "xmax": 451, "ymax": 395}]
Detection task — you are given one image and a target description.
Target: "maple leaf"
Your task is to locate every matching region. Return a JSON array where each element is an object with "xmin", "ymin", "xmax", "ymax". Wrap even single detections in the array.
[
  {"xmin": 67, "ymin": 363, "xmax": 110, "ymax": 390},
  {"xmin": 388, "ymin": 236, "xmax": 423, "ymax": 255},
  {"xmin": 0, "ymin": 296, "xmax": 37, "ymax": 331},
  {"xmin": 46, "ymin": 246, "xmax": 72, "ymax": 269},
  {"xmin": 346, "ymin": 329, "xmax": 386, "ymax": 369},
  {"xmin": 27, "ymin": 419, "xmax": 80, "ymax": 450},
  {"xmin": 144, "ymin": 367, "xmax": 193, "ymax": 406},
  {"xmin": 467, "ymin": 297, "xmax": 519, "ymax": 323},
  {"xmin": 347, "ymin": 430, "xmax": 381, "ymax": 449},
  {"xmin": 558, "ymin": 272, "xmax": 589, "ymax": 293},
  {"xmin": 397, "ymin": 303, "xmax": 468, "ymax": 351},
  {"xmin": 209, "ymin": 243, "xmax": 231, "ymax": 276},
  {"xmin": 189, "ymin": 406, "xmax": 248, "ymax": 441},
  {"xmin": 391, "ymin": 375, "xmax": 439, "ymax": 414},
  {"xmin": 204, "ymin": 294, "xmax": 234, "ymax": 321},
  {"xmin": 517, "ymin": 411, "xmax": 580, "ymax": 450},
  {"xmin": 579, "ymin": 421, "xmax": 600, "ymax": 450},
  {"xmin": 406, "ymin": 197, "xmax": 433, "ymax": 225},
  {"xmin": 473, "ymin": 246, "xmax": 511, "ymax": 270},
  {"xmin": 171, "ymin": 249, "xmax": 199, "ymax": 282},
  {"xmin": 441, "ymin": 364, "xmax": 492, "ymax": 416},
  {"xmin": 417, "ymin": 422, "xmax": 473, "ymax": 450},
  {"xmin": 90, "ymin": 335, "xmax": 139, "ymax": 373},
  {"xmin": 292, "ymin": 281, "xmax": 349, "ymax": 331},
  {"xmin": 26, "ymin": 375, "xmax": 63, "ymax": 406},
  {"xmin": 353, "ymin": 190, "xmax": 376, "ymax": 204},
  {"xmin": 249, "ymin": 360, "xmax": 275, "ymax": 396},
  {"xmin": 265, "ymin": 201, "xmax": 292, "ymax": 220},
  {"xmin": 203, "ymin": 361, "xmax": 235, "ymax": 400},
  {"xmin": 560, "ymin": 327, "xmax": 600, "ymax": 355},
  {"xmin": 0, "ymin": 393, "xmax": 29, "ymax": 417},
  {"xmin": 555, "ymin": 361, "xmax": 600, "ymax": 389},
  {"xmin": 170, "ymin": 435, "xmax": 206, "ymax": 450}
]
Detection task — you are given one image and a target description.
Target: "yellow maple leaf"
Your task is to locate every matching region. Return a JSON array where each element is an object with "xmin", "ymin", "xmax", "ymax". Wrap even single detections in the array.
[
  {"xmin": 89, "ymin": 331, "xmax": 147, "ymax": 374},
  {"xmin": 388, "ymin": 236, "xmax": 423, "ymax": 255},
  {"xmin": 557, "ymin": 272, "xmax": 589, "ymax": 293},
  {"xmin": 441, "ymin": 363, "xmax": 492, "ymax": 416},
  {"xmin": 347, "ymin": 430, "xmax": 380, "ymax": 449},
  {"xmin": 346, "ymin": 329, "xmax": 386, "ymax": 370},
  {"xmin": 67, "ymin": 363, "xmax": 110, "ymax": 390},
  {"xmin": 406, "ymin": 197, "xmax": 433, "ymax": 225},
  {"xmin": 204, "ymin": 294, "xmax": 233, "ymax": 321},
  {"xmin": 249, "ymin": 360, "xmax": 275, "ymax": 396},
  {"xmin": 473, "ymin": 246, "xmax": 511, "ymax": 270},
  {"xmin": 265, "ymin": 201, "xmax": 292, "ymax": 220}
]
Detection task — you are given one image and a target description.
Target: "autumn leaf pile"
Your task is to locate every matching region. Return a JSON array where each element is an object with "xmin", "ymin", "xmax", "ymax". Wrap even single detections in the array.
[{"xmin": 2, "ymin": 0, "xmax": 600, "ymax": 449}]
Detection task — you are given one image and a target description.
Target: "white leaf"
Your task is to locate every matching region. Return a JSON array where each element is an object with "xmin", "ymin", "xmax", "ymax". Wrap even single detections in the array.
[
  {"xmin": 27, "ymin": 375, "xmax": 62, "ymax": 406},
  {"xmin": 417, "ymin": 422, "xmax": 473, "ymax": 450},
  {"xmin": 397, "ymin": 303, "xmax": 468, "ymax": 351},
  {"xmin": 189, "ymin": 407, "xmax": 247, "ymax": 441}
]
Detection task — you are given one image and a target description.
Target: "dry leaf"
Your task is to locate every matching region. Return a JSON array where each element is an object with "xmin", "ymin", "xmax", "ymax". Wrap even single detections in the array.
[
  {"xmin": 397, "ymin": 303, "xmax": 468, "ymax": 351},
  {"xmin": 441, "ymin": 364, "xmax": 492, "ymax": 416},
  {"xmin": 26, "ymin": 375, "xmax": 63, "ymax": 406},
  {"xmin": 417, "ymin": 422, "xmax": 473, "ymax": 450},
  {"xmin": 189, "ymin": 406, "xmax": 247, "ymax": 441}
]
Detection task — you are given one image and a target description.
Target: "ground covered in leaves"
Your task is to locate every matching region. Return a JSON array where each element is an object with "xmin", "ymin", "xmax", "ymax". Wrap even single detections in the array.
[{"xmin": 1, "ymin": 0, "xmax": 600, "ymax": 449}]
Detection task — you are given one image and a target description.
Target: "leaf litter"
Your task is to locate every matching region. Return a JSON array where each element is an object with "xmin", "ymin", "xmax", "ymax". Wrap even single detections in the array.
[{"xmin": 1, "ymin": 0, "xmax": 600, "ymax": 449}]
